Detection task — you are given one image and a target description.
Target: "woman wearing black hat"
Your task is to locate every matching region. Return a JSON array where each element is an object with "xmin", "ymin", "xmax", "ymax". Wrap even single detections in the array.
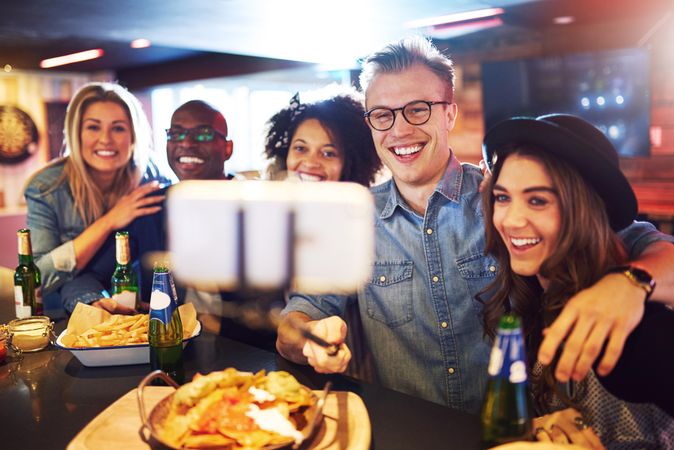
[{"xmin": 480, "ymin": 114, "xmax": 674, "ymax": 448}]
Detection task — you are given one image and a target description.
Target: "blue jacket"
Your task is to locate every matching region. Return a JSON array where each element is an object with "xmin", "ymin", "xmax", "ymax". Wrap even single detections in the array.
[{"xmin": 25, "ymin": 158, "xmax": 170, "ymax": 313}]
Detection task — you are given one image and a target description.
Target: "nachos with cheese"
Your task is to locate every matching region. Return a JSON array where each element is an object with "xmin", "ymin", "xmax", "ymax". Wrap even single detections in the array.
[{"xmin": 158, "ymin": 369, "xmax": 316, "ymax": 449}]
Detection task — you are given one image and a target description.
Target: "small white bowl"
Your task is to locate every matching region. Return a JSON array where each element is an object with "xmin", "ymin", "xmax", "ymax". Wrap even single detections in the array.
[{"xmin": 55, "ymin": 321, "xmax": 201, "ymax": 367}]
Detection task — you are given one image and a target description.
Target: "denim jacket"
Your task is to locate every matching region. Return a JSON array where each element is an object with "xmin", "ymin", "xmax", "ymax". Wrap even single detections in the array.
[
  {"xmin": 25, "ymin": 158, "xmax": 170, "ymax": 313},
  {"xmin": 285, "ymin": 152, "xmax": 673, "ymax": 414}
]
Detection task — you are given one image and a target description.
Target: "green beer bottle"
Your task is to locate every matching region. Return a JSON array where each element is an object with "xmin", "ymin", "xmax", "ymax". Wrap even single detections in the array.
[
  {"xmin": 110, "ymin": 231, "xmax": 139, "ymax": 309},
  {"xmin": 481, "ymin": 314, "xmax": 532, "ymax": 448},
  {"xmin": 14, "ymin": 229, "xmax": 42, "ymax": 318},
  {"xmin": 149, "ymin": 265, "xmax": 184, "ymax": 384}
]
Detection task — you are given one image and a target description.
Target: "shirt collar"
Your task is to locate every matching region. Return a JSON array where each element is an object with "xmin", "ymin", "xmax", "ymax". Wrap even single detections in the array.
[{"xmin": 380, "ymin": 150, "xmax": 464, "ymax": 219}]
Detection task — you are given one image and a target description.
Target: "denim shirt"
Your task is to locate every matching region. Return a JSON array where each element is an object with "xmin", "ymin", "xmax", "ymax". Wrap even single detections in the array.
[
  {"xmin": 25, "ymin": 158, "xmax": 170, "ymax": 313},
  {"xmin": 287, "ymin": 155, "xmax": 495, "ymax": 413},
  {"xmin": 285, "ymin": 152, "xmax": 674, "ymax": 415}
]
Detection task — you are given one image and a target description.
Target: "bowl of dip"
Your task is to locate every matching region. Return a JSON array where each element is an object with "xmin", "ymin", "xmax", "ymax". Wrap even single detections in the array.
[{"xmin": 8, "ymin": 316, "xmax": 53, "ymax": 353}]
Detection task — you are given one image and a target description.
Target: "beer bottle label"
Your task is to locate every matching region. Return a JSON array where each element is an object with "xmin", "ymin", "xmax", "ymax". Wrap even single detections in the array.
[
  {"xmin": 150, "ymin": 289, "xmax": 176, "ymax": 326},
  {"xmin": 14, "ymin": 286, "xmax": 31, "ymax": 318},
  {"xmin": 509, "ymin": 361, "xmax": 527, "ymax": 383},
  {"xmin": 488, "ymin": 328, "xmax": 527, "ymax": 383},
  {"xmin": 113, "ymin": 291, "xmax": 137, "ymax": 309},
  {"xmin": 487, "ymin": 347, "xmax": 504, "ymax": 376}
]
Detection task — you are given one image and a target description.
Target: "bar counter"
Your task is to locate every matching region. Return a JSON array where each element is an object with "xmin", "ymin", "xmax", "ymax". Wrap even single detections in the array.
[{"xmin": 0, "ymin": 302, "xmax": 481, "ymax": 449}]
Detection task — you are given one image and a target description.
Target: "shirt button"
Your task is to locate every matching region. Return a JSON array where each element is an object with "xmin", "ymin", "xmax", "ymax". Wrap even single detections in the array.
[
  {"xmin": 441, "ymin": 321, "xmax": 448, "ymax": 328},
  {"xmin": 426, "ymin": 228, "xmax": 433, "ymax": 235},
  {"xmin": 379, "ymin": 275, "xmax": 386, "ymax": 282},
  {"xmin": 489, "ymin": 265, "xmax": 496, "ymax": 272},
  {"xmin": 448, "ymin": 367, "xmax": 455, "ymax": 374},
  {"xmin": 432, "ymin": 275, "xmax": 439, "ymax": 283}
]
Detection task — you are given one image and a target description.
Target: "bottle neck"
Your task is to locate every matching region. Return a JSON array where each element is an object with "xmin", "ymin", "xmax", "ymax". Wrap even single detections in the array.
[
  {"xmin": 116, "ymin": 237, "xmax": 131, "ymax": 265},
  {"xmin": 17, "ymin": 233, "xmax": 34, "ymax": 265},
  {"xmin": 18, "ymin": 254, "xmax": 34, "ymax": 265}
]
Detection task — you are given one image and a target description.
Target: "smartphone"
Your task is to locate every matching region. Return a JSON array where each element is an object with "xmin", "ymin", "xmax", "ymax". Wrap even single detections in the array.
[{"xmin": 166, "ymin": 180, "xmax": 374, "ymax": 294}]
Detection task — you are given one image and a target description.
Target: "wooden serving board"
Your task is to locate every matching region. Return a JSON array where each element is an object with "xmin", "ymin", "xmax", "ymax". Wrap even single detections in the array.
[{"xmin": 68, "ymin": 387, "xmax": 371, "ymax": 450}]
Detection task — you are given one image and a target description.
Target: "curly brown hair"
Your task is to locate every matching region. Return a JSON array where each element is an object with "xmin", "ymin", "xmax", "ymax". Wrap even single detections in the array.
[{"xmin": 263, "ymin": 92, "xmax": 381, "ymax": 186}]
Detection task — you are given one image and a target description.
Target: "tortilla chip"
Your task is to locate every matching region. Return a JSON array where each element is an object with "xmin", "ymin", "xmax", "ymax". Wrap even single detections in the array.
[
  {"xmin": 182, "ymin": 431, "xmax": 235, "ymax": 448},
  {"xmin": 66, "ymin": 302, "xmax": 111, "ymax": 336},
  {"xmin": 179, "ymin": 302, "xmax": 198, "ymax": 339}
]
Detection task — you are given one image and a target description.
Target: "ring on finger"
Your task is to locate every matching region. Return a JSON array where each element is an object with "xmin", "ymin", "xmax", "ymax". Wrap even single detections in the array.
[{"xmin": 574, "ymin": 416, "xmax": 590, "ymax": 430}]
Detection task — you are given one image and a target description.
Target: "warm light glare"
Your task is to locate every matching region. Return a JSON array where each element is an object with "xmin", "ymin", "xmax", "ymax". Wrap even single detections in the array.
[
  {"xmin": 553, "ymin": 16, "xmax": 575, "ymax": 25},
  {"xmin": 131, "ymin": 38, "xmax": 151, "ymax": 49},
  {"xmin": 405, "ymin": 7, "xmax": 504, "ymax": 28},
  {"xmin": 433, "ymin": 17, "xmax": 503, "ymax": 34},
  {"xmin": 3, "ymin": 64, "xmax": 12, "ymax": 73},
  {"xmin": 39, "ymin": 49, "xmax": 104, "ymax": 68}
]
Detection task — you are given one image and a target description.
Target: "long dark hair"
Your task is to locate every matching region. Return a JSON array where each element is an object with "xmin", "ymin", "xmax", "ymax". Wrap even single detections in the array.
[{"xmin": 479, "ymin": 144, "xmax": 628, "ymax": 410}]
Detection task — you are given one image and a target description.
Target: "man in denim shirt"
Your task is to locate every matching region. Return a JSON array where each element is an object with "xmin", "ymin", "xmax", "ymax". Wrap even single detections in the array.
[{"xmin": 277, "ymin": 36, "xmax": 674, "ymax": 414}]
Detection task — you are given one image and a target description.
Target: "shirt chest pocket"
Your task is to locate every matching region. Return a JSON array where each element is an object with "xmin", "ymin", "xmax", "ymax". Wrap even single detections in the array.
[
  {"xmin": 364, "ymin": 261, "xmax": 414, "ymax": 328},
  {"xmin": 456, "ymin": 253, "xmax": 498, "ymax": 313}
]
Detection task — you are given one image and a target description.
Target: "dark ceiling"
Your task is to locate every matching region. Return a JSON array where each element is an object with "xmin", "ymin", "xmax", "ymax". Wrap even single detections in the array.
[{"xmin": 1, "ymin": 0, "xmax": 671, "ymax": 81}]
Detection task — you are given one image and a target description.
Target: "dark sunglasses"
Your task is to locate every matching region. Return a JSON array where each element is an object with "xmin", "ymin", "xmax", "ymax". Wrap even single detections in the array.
[{"xmin": 165, "ymin": 126, "xmax": 227, "ymax": 142}]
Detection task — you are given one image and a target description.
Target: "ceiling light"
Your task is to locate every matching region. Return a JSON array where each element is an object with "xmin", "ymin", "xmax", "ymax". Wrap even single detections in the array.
[
  {"xmin": 3, "ymin": 64, "xmax": 12, "ymax": 73},
  {"xmin": 40, "ymin": 49, "xmax": 104, "ymax": 68},
  {"xmin": 405, "ymin": 8, "xmax": 504, "ymax": 29},
  {"xmin": 553, "ymin": 16, "xmax": 575, "ymax": 25},
  {"xmin": 131, "ymin": 39, "xmax": 151, "ymax": 49}
]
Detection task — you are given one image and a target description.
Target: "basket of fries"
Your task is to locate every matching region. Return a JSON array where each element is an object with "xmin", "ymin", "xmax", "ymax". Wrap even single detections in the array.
[
  {"xmin": 55, "ymin": 302, "xmax": 200, "ymax": 367},
  {"xmin": 137, "ymin": 369, "xmax": 329, "ymax": 450}
]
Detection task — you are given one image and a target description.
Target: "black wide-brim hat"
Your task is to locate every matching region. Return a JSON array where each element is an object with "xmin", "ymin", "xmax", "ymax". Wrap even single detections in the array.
[{"xmin": 483, "ymin": 114, "xmax": 637, "ymax": 231}]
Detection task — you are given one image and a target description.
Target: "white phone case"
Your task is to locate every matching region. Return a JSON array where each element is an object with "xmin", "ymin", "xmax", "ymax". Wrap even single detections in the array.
[{"xmin": 166, "ymin": 180, "xmax": 374, "ymax": 294}]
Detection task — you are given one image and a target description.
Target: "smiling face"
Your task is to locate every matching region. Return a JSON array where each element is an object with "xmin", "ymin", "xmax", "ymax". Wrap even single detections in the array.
[
  {"xmin": 285, "ymin": 118, "xmax": 344, "ymax": 182},
  {"xmin": 167, "ymin": 104, "xmax": 232, "ymax": 180},
  {"xmin": 365, "ymin": 64, "xmax": 457, "ymax": 193},
  {"xmin": 492, "ymin": 154, "xmax": 561, "ymax": 286},
  {"xmin": 80, "ymin": 101, "xmax": 133, "ymax": 184}
]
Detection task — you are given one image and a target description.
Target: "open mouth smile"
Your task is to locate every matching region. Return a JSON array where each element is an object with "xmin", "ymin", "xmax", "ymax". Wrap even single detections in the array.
[
  {"xmin": 510, "ymin": 236, "xmax": 542, "ymax": 249},
  {"xmin": 390, "ymin": 144, "xmax": 423, "ymax": 156},
  {"xmin": 296, "ymin": 172, "xmax": 325, "ymax": 182},
  {"xmin": 94, "ymin": 150, "xmax": 118, "ymax": 157},
  {"xmin": 177, "ymin": 156, "xmax": 205, "ymax": 165}
]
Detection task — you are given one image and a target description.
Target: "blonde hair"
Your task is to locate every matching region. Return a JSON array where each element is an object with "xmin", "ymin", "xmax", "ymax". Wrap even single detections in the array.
[
  {"xmin": 55, "ymin": 82, "xmax": 153, "ymax": 225},
  {"xmin": 359, "ymin": 35, "xmax": 455, "ymax": 102}
]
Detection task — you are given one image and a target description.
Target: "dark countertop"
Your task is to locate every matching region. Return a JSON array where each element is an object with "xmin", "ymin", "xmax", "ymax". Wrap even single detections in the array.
[{"xmin": 0, "ymin": 301, "xmax": 481, "ymax": 450}]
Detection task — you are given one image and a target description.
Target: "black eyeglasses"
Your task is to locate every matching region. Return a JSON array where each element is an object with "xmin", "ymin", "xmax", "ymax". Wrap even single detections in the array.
[
  {"xmin": 165, "ymin": 126, "xmax": 227, "ymax": 142},
  {"xmin": 364, "ymin": 100, "xmax": 451, "ymax": 131}
]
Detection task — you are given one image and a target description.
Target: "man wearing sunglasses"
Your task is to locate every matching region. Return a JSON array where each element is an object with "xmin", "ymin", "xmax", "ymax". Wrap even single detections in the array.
[{"xmin": 166, "ymin": 100, "xmax": 233, "ymax": 181}]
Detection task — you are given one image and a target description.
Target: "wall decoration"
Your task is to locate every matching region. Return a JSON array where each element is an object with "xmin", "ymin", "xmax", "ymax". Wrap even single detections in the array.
[{"xmin": 0, "ymin": 105, "xmax": 39, "ymax": 164}]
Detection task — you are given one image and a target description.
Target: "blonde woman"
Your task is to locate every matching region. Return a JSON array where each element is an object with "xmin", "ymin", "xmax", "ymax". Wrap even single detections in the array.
[{"xmin": 25, "ymin": 82, "xmax": 169, "ymax": 314}]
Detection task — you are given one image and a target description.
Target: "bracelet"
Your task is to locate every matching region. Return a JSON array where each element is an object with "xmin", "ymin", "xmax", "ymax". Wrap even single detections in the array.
[{"xmin": 607, "ymin": 265, "xmax": 655, "ymax": 302}]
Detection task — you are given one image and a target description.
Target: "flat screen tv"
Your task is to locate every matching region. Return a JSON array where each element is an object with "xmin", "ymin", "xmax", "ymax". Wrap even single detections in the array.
[{"xmin": 481, "ymin": 48, "xmax": 650, "ymax": 157}]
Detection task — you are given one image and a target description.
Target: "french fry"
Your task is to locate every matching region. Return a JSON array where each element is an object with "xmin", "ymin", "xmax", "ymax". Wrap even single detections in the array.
[
  {"xmin": 64, "ymin": 303, "xmax": 193, "ymax": 348},
  {"xmin": 70, "ymin": 314, "xmax": 150, "ymax": 347}
]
